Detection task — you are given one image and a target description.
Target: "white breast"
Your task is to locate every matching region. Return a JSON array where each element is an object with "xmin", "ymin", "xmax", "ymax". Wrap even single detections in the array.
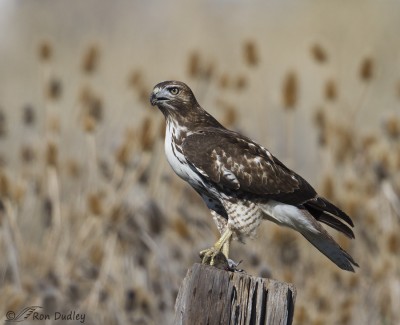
[{"xmin": 164, "ymin": 122, "xmax": 202, "ymax": 186}]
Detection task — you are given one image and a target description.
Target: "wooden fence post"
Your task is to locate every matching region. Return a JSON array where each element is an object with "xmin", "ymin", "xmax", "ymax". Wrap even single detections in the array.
[{"xmin": 174, "ymin": 263, "xmax": 296, "ymax": 325}]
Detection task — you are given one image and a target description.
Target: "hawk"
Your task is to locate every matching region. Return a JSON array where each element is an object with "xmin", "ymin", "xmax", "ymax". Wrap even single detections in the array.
[{"xmin": 150, "ymin": 80, "xmax": 358, "ymax": 272}]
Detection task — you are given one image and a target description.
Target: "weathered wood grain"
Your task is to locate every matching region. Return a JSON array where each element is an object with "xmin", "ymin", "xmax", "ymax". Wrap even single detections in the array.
[{"xmin": 174, "ymin": 263, "xmax": 296, "ymax": 325}]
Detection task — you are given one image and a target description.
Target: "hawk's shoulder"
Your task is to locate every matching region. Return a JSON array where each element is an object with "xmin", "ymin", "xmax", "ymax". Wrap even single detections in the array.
[{"xmin": 182, "ymin": 128, "xmax": 316, "ymax": 204}]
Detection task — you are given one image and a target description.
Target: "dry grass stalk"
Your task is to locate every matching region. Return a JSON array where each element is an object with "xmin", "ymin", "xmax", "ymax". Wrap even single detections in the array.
[
  {"xmin": 313, "ymin": 108, "xmax": 326, "ymax": 130},
  {"xmin": 48, "ymin": 116, "xmax": 60, "ymax": 134},
  {"xmin": 82, "ymin": 115, "xmax": 97, "ymax": 133},
  {"xmin": 45, "ymin": 166, "xmax": 62, "ymax": 235},
  {"xmin": 0, "ymin": 205, "xmax": 22, "ymax": 290},
  {"xmin": 84, "ymin": 233, "xmax": 117, "ymax": 310}
]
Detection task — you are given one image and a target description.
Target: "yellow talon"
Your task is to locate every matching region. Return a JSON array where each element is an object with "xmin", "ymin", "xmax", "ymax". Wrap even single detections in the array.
[{"xmin": 199, "ymin": 229, "xmax": 233, "ymax": 267}]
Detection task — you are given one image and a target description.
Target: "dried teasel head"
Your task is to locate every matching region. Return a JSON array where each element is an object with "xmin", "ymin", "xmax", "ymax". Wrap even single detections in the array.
[
  {"xmin": 82, "ymin": 44, "xmax": 100, "ymax": 74},
  {"xmin": 359, "ymin": 57, "xmax": 374, "ymax": 82},
  {"xmin": 310, "ymin": 43, "xmax": 328, "ymax": 64},
  {"xmin": 22, "ymin": 104, "xmax": 36, "ymax": 126},
  {"xmin": 79, "ymin": 86, "xmax": 103, "ymax": 132},
  {"xmin": 115, "ymin": 128, "xmax": 135, "ymax": 167},
  {"xmin": 65, "ymin": 159, "xmax": 81, "ymax": 179},
  {"xmin": 313, "ymin": 107, "xmax": 328, "ymax": 147},
  {"xmin": 243, "ymin": 40, "xmax": 259, "ymax": 66},
  {"xmin": 20, "ymin": 145, "xmax": 36, "ymax": 164},
  {"xmin": 235, "ymin": 75, "xmax": 247, "ymax": 91},
  {"xmin": 282, "ymin": 71, "xmax": 298, "ymax": 110},
  {"xmin": 222, "ymin": 105, "xmax": 238, "ymax": 127},
  {"xmin": 387, "ymin": 232, "xmax": 400, "ymax": 254},
  {"xmin": 38, "ymin": 40, "xmax": 53, "ymax": 62},
  {"xmin": 218, "ymin": 73, "xmax": 230, "ymax": 89},
  {"xmin": 87, "ymin": 191, "xmax": 104, "ymax": 216},
  {"xmin": 216, "ymin": 98, "xmax": 238, "ymax": 127},
  {"xmin": 89, "ymin": 242, "xmax": 104, "ymax": 265},
  {"xmin": 186, "ymin": 51, "xmax": 214, "ymax": 80},
  {"xmin": 139, "ymin": 117, "xmax": 155, "ymax": 151},
  {"xmin": 382, "ymin": 115, "xmax": 400, "ymax": 140},
  {"xmin": 324, "ymin": 79, "xmax": 338, "ymax": 101},
  {"xmin": 45, "ymin": 141, "xmax": 58, "ymax": 167},
  {"xmin": 158, "ymin": 118, "xmax": 166, "ymax": 140},
  {"xmin": 128, "ymin": 70, "xmax": 144, "ymax": 89},
  {"xmin": 203, "ymin": 61, "xmax": 215, "ymax": 80},
  {"xmin": 46, "ymin": 78, "xmax": 62, "ymax": 101},
  {"xmin": 321, "ymin": 174, "xmax": 335, "ymax": 199},
  {"xmin": 187, "ymin": 51, "xmax": 201, "ymax": 78},
  {"xmin": 0, "ymin": 170, "xmax": 11, "ymax": 198}
]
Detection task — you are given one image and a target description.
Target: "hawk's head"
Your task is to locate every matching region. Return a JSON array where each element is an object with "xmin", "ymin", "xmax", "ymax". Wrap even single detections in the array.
[
  {"xmin": 150, "ymin": 80, "xmax": 223, "ymax": 128},
  {"xmin": 150, "ymin": 81, "xmax": 198, "ymax": 116}
]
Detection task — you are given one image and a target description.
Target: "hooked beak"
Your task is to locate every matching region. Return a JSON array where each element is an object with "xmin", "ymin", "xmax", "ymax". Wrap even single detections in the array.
[
  {"xmin": 150, "ymin": 88, "xmax": 169, "ymax": 106},
  {"xmin": 150, "ymin": 93, "xmax": 158, "ymax": 106}
]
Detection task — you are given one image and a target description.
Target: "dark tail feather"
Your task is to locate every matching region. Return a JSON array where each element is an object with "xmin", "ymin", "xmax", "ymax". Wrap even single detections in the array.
[
  {"xmin": 304, "ymin": 196, "xmax": 355, "ymax": 238},
  {"xmin": 300, "ymin": 225, "xmax": 359, "ymax": 272},
  {"xmin": 306, "ymin": 204, "xmax": 355, "ymax": 238},
  {"xmin": 306, "ymin": 197, "xmax": 354, "ymax": 226}
]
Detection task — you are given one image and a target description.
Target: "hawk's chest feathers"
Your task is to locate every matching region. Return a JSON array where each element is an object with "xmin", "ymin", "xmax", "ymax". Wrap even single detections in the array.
[{"xmin": 164, "ymin": 121, "xmax": 202, "ymax": 187}]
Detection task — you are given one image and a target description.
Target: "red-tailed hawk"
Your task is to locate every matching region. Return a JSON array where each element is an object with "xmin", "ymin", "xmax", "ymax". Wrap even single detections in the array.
[{"xmin": 150, "ymin": 80, "xmax": 358, "ymax": 272}]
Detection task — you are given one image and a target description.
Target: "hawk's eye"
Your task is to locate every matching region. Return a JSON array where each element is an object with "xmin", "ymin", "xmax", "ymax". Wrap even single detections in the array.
[{"xmin": 169, "ymin": 87, "xmax": 179, "ymax": 95}]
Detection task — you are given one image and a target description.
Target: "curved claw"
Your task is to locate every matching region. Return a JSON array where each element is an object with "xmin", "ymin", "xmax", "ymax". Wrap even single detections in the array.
[
  {"xmin": 200, "ymin": 248, "xmax": 229, "ymax": 269},
  {"xmin": 199, "ymin": 229, "xmax": 234, "ymax": 269}
]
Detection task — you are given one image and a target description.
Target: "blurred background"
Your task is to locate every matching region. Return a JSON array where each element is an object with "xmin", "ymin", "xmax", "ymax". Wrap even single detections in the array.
[{"xmin": 0, "ymin": 0, "xmax": 399, "ymax": 324}]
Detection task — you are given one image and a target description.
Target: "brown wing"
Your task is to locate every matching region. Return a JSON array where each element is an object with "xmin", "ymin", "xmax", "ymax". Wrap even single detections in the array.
[{"xmin": 182, "ymin": 128, "xmax": 317, "ymax": 205}]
